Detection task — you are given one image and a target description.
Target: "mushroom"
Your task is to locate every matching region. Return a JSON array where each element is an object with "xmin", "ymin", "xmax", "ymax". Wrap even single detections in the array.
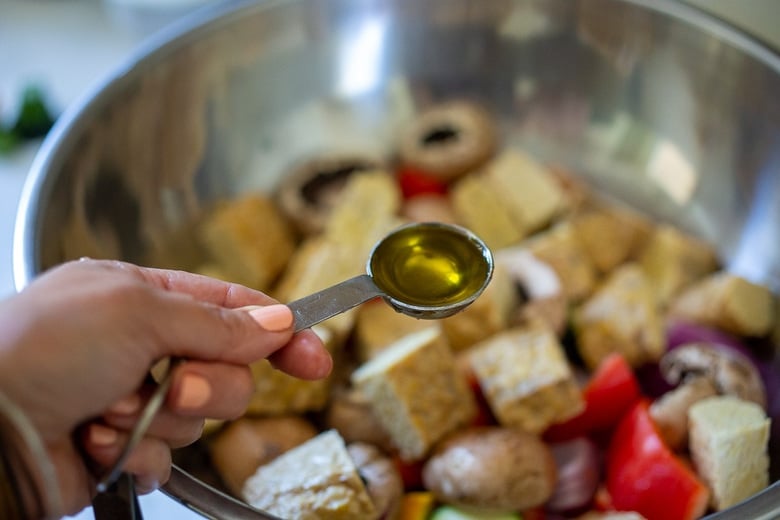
[
  {"xmin": 347, "ymin": 443, "xmax": 404, "ymax": 520},
  {"xmin": 208, "ymin": 415, "xmax": 317, "ymax": 496},
  {"xmin": 277, "ymin": 155, "xmax": 384, "ymax": 235},
  {"xmin": 648, "ymin": 342, "xmax": 767, "ymax": 449},
  {"xmin": 324, "ymin": 387, "xmax": 395, "ymax": 452},
  {"xmin": 422, "ymin": 426, "xmax": 557, "ymax": 512},
  {"xmin": 660, "ymin": 342, "xmax": 767, "ymax": 408},
  {"xmin": 649, "ymin": 376, "xmax": 718, "ymax": 450},
  {"xmin": 399, "ymin": 101, "xmax": 497, "ymax": 182}
]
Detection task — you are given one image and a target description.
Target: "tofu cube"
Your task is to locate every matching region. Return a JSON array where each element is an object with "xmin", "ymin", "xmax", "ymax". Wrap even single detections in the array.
[
  {"xmin": 469, "ymin": 323, "xmax": 584, "ymax": 433},
  {"xmin": 274, "ymin": 172, "xmax": 402, "ymax": 339},
  {"xmin": 451, "ymin": 172, "xmax": 524, "ymax": 250},
  {"xmin": 351, "ymin": 327, "xmax": 476, "ymax": 460},
  {"xmin": 688, "ymin": 396, "xmax": 771, "ymax": 511},
  {"xmin": 526, "ymin": 221, "xmax": 598, "ymax": 303},
  {"xmin": 670, "ymin": 271, "xmax": 776, "ymax": 338},
  {"xmin": 242, "ymin": 430, "xmax": 378, "ymax": 520},
  {"xmin": 440, "ymin": 264, "xmax": 520, "ymax": 352},
  {"xmin": 638, "ymin": 225, "xmax": 718, "ymax": 305},
  {"xmin": 199, "ymin": 194, "xmax": 295, "ymax": 291},
  {"xmin": 484, "ymin": 149, "xmax": 565, "ymax": 234},
  {"xmin": 571, "ymin": 206, "xmax": 654, "ymax": 274},
  {"xmin": 353, "ymin": 300, "xmax": 437, "ymax": 362},
  {"xmin": 573, "ymin": 263, "xmax": 665, "ymax": 369},
  {"xmin": 246, "ymin": 326, "xmax": 335, "ymax": 415}
]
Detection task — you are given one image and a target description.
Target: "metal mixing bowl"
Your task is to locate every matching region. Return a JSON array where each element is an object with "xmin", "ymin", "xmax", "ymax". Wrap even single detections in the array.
[{"xmin": 13, "ymin": 0, "xmax": 780, "ymax": 518}]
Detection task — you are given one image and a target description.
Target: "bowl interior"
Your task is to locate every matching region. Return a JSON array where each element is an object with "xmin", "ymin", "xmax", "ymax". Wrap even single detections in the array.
[{"xmin": 13, "ymin": 0, "xmax": 780, "ymax": 517}]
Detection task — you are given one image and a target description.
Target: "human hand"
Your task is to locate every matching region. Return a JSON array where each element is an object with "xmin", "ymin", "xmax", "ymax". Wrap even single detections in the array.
[{"xmin": 0, "ymin": 258, "xmax": 332, "ymax": 517}]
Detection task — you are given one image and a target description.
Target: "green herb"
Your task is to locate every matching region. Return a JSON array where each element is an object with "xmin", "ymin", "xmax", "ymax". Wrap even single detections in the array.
[{"xmin": 0, "ymin": 85, "xmax": 56, "ymax": 156}]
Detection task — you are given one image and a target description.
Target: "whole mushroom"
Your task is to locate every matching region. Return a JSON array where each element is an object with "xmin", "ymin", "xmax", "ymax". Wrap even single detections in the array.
[
  {"xmin": 422, "ymin": 426, "xmax": 557, "ymax": 512},
  {"xmin": 347, "ymin": 443, "xmax": 404, "ymax": 520},
  {"xmin": 277, "ymin": 155, "xmax": 385, "ymax": 235},
  {"xmin": 399, "ymin": 101, "xmax": 497, "ymax": 182}
]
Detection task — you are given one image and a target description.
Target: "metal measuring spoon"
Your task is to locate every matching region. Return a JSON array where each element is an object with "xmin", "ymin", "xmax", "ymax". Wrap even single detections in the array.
[
  {"xmin": 95, "ymin": 222, "xmax": 493, "ymax": 494},
  {"xmin": 289, "ymin": 221, "xmax": 494, "ymax": 329}
]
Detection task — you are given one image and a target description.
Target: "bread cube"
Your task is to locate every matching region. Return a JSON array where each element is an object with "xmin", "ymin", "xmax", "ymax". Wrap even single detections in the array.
[
  {"xmin": 573, "ymin": 263, "xmax": 664, "ymax": 369},
  {"xmin": 469, "ymin": 323, "xmax": 584, "ymax": 433},
  {"xmin": 451, "ymin": 172, "xmax": 524, "ymax": 250},
  {"xmin": 688, "ymin": 396, "xmax": 771, "ymax": 511},
  {"xmin": 198, "ymin": 194, "xmax": 296, "ymax": 291},
  {"xmin": 242, "ymin": 430, "xmax": 378, "ymax": 520},
  {"xmin": 440, "ymin": 264, "xmax": 519, "ymax": 352},
  {"xmin": 638, "ymin": 225, "xmax": 718, "ymax": 305},
  {"xmin": 526, "ymin": 221, "xmax": 598, "ymax": 303},
  {"xmin": 351, "ymin": 327, "xmax": 476, "ymax": 460},
  {"xmin": 670, "ymin": 271, "xmax": 776, "ymax": 338}
]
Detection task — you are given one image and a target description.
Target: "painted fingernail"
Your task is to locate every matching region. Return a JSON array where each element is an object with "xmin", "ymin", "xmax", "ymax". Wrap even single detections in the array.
[
  {"xmin": 89, "ymin": 424, "xmax": 118, "ymax": 447},
  {"xmin": 107, "ymin": 394, "xmax": 141, "ymax": 415},
  {"xmin": 176, "ymin": 373, "xmax": 212, "ymax": 410},
  {"xmin": 248, "ymin": 304, "xmax": 293, "ymax": 332}
]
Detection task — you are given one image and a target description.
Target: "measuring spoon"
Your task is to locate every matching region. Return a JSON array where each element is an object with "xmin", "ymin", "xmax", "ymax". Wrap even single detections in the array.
[
  {"xmin": 95, "ymin": 221, "xmax": 492, "ymax": 493},
  {"xmin": 289, "ymin": 221, "xmax": 494, "ymax": 330}
]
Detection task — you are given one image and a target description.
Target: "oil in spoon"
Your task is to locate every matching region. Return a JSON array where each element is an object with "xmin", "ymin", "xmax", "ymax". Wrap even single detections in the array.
[{"xmin": 368, "ymin": 222, "xmax": 492, "ymax": 308}]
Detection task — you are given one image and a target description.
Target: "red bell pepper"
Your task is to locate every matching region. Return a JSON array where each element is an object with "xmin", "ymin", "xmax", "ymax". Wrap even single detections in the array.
[
  {"xmin": 397, "ymin": 166, "xmax": 448, "ymax": 199},
  {"xmin": 545, "ymin": 353, "xmax": 640, "ymax": 441},
  {"xmin": 393, "ymin": 455, "xmax": 426, "ymax": 491},
  {"xmin": 605, "ymin": 400, "xmax": 709, "ymax": 520}
]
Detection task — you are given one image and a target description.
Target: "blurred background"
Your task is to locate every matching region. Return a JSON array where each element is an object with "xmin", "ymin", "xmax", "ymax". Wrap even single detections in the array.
[{"xmin": 0, "ymin": 0, "xmax": 778, "ymax": 518}]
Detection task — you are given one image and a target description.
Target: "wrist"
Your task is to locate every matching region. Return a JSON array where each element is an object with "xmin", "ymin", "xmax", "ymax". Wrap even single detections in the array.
[{"xmin": 0, "ymin": 390, "xmax": 62, "ymax": 519}]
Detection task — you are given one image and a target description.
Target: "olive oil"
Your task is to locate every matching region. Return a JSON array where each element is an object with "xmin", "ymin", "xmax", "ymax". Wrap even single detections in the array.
[{"xmin": 369, "ymin": 223, "xmax": 492, "ymax": 308}]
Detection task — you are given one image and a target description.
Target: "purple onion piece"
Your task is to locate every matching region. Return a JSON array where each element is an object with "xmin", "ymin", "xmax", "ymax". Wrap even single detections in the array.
[{"xmin": 546, "ymin": 437, "xmax": 600, "ymax": 514}]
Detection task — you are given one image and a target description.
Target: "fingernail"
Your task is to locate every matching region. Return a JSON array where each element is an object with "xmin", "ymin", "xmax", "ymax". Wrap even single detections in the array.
[
  {"xmin": 176, "ymin": 373, "xmax": 212, "ymax": 410},
  {"xmin": 248, "ymin": 304, "xmax": 293, "ymax": 332},
  {"xmin": 107, "ymin": 394, "xmax": 141, "ymax": 415},
  {"xmin": 89, "ymin": 424, "xmax": 118, "ymax": 447}
]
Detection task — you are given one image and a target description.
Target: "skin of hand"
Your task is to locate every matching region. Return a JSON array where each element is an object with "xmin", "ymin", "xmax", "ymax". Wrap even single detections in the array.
[{"xmin": 0, "ymin": 258, "xmax": 332, "ymax": 517}]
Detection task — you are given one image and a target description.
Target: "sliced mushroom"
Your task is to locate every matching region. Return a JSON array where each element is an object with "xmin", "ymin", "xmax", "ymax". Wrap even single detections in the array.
[
  {"xmin": 277, "ymin": 155, "xmax": 384, "ymax": 235},
  {"xmin": 660, "ymin": 343, "xmax": 767, "ymax": 409},
  {"xmin": 649, "ymin": 376, "xmax": 718, "ymax": 450},
  {"xmin": 399, "ymin": 101, "xmax": 497, "ymax": 182},
  {"xmin": 347, "ymin": 443, "xmax": 404, "ymax": 520}
]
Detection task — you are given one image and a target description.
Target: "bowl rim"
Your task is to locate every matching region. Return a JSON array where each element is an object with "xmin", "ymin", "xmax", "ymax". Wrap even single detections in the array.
[
  {"xmin": 11, "ymin": 0, "xmax": 780, "ymax": 292},
  {"xmin": 10, "ymin": 0, "xmax": 780, "ymax": 518}
]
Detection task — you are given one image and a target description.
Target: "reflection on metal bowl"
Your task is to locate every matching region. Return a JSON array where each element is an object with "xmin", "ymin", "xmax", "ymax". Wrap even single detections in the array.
[{"xmin": 13, "ymin": 0, "xmax": 780, "ymax": 518}]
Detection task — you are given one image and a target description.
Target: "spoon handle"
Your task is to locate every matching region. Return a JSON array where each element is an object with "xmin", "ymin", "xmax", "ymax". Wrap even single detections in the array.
[{"xmin": 288, "ymin": 274, "xmax": 384, "ymax": 332}]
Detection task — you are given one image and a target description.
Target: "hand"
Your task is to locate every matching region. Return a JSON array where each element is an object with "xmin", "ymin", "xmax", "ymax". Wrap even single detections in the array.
[{"xmin": 0, "ymin": 258, "xmax": 332, "ymax": 517}]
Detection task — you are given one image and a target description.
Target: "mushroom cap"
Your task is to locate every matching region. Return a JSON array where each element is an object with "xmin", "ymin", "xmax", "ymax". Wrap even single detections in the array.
[
  {"xmin": 659, "ymin": 342, "xmax": 766, "ymax": 409},
  {"xmin": 277, "ymin": 155, "xmax": 385, "ymax": 235}
]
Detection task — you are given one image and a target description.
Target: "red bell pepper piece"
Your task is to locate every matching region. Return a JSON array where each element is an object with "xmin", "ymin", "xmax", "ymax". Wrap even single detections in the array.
[
  {"xmin": 393, "ymin": 455, "xmax": 425, "ymax": 491},
  {"xmin": 545, "ymin": 353, "xmax": 640, "ymax": 441},
  {"xmin": 605, "ymin": 400, "xmax": 709, "ymax": 520},
  {"xmin": 397, "ymin": 166, "xmax": 448, "ymax": 199}
]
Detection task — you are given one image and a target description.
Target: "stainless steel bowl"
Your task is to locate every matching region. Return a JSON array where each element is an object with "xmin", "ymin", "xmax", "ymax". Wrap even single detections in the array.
[{"xmin": 13, "ymin": 0, "xmax": 780, "ymax": 518}]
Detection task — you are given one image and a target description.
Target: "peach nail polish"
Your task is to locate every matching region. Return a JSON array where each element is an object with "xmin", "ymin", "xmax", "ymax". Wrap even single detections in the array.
[
  {"xmin": 107, "ymin": 394, "xmax": 141, "ymax": 415},
  {"xmin": 176, "ymin": 374, "xmax": 212, "ymax": 410},
  {"xmin": 248, "ymin": 304, "xmax": 293, "ymax": 332},
  {"xmin": 89, "ymin": 424, "xmax": 118, "ymax": 447}
]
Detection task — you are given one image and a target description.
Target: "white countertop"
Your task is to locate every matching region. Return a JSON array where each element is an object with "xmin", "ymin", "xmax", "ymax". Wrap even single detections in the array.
[{"xmin": 1, "ymin": 1, "xmax": 778, "ymax": 519}]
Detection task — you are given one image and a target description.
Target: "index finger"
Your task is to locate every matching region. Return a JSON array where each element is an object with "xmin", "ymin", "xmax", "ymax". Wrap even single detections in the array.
[{"xmin": 120, "ymin": 262, "xmax": 279, "ymax": 308}]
